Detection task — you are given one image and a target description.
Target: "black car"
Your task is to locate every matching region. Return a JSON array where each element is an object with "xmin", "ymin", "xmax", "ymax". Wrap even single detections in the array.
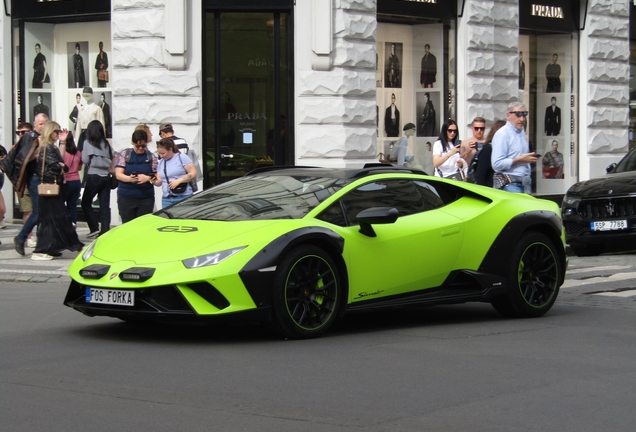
[{"xmin": 562, "ymin": 148, "xmax": 636, "ymax": 256}]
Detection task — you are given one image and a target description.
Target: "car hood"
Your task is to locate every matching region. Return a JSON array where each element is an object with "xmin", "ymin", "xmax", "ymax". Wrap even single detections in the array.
[
  {"xmin": 572, "ymin": 172, "xmax": 636, "ymax": 199},
  {"xmin": 91, "ymin": 214, "xmax": 285, "ymax": 264}
]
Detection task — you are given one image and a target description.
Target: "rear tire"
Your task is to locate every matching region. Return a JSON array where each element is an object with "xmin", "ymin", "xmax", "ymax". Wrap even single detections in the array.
[
  {"xmin": 271, "ymin": 245, "xmax": 341, "ymax": 339},
  {"xmin": 492, "ymin": 232, "xmax": 560, "ymax": 318}
]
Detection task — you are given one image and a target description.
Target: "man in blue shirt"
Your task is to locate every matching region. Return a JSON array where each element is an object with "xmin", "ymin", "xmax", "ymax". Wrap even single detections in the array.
[{"xmin": 491, "ymin": 102, "xmax": 540, "ymax": 193}]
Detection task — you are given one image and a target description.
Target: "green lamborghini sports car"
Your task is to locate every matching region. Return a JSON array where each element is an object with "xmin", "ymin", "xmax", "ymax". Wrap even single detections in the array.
[{"xmin": 64, "ymin": 165, "xmax": 567, "ymax": 339}]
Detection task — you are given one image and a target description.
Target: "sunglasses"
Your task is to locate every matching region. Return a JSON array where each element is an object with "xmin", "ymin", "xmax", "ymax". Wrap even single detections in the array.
[
  {"xmin": 472, "ymin": 126, "xmax": 485, "ymax": 131},
  {"xmin": 447, "ymin": 129, "xmax": 458, "ymax": 133},
  {"xmin": 15, "ymin": 130, "xmax": 29, "ymax": 136},
  {"xmin": 134, "ymin": 144, "xmax": 148, "ymax": 149},
  {"xmin": 54, "ymin": 130, "xmax": 63, "ymax": 134},
  {"xmin": 510, "ymin": 111, "xmax": 529, "ymax": 117}
]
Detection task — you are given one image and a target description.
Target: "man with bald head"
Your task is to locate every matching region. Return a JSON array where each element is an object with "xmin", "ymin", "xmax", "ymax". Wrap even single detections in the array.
[{"xmin": 0, "ymin": 113, "xmax": 48, "ymax": 255}]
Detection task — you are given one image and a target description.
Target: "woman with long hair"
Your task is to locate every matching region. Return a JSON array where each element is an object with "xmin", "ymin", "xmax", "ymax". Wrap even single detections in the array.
[
  {"xmin": 81, "ymin": 120, "xmax": 114, "ymax": 238},
  {"xmin": 58, "ymin": 131, "xmax": 82, "ymax": 226},
  {"xmin": 432, "ymin": 119, "xmax": 463, "ymax": 177},
  {"xmin": 31, "ymin": 121, "xmax": 83, "ymax": 260},
  {"xmin": 151, "ymin": 137, "xmax": 197, "ymax": 208},
  {"xmin": 475, "ymin": 120, "xmax": 507, "ymax": 187}
]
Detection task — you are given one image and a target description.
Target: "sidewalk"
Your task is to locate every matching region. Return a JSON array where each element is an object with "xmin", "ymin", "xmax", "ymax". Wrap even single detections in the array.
[{"xmin": 0, "ymin": 221, "xmax": 93, "ymax": 283}]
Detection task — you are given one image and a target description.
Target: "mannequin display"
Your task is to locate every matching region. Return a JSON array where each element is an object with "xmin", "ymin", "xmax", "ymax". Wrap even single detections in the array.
[
  {"xmin": 388, "ymin": 123, "xmax": 417, "ymax": 167},
  {"xmin": 75, "ymin": 87, "xmax": 105, "ymax": 151}
]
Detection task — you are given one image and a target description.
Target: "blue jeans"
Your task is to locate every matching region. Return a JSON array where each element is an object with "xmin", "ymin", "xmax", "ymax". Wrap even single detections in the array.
[
  {"xmin": 17, "ymin": 174, "xmax": 40, "ymax": 243},
  {"xmin": 62, "ymin": 180, "xmax": 82, "ymax": 224},
  {"xmin": 503, "ymin": 182, "xmax": 524, "ymax": 193},
  {"xmin": 162, "ymin": 194, "xmax": 191, "ymax": 209}
]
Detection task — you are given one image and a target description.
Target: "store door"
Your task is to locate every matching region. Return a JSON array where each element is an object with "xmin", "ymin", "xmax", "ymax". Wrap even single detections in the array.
[{"xmin": 204, "ymin": 12, "xmax": 292, "ymax": 186}]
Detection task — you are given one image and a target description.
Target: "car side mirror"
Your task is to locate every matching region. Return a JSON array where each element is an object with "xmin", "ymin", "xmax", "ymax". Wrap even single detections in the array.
[
  {"xmin": 356, "ymin": 207, "xmax": 399, "ymax": 237},
  {"xmin": 606, "ymin": 163, "xmax": 617, "ymax": 174}
]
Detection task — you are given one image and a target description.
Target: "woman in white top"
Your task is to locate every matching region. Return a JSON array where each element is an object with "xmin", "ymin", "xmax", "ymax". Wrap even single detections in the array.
[
  {"xmin": 151, "ymin": 137, "xmax": 197, "ymax": 208},
  {"xmin": 433, "ymin": 119, "xmax": 463, "ymax": 177}
]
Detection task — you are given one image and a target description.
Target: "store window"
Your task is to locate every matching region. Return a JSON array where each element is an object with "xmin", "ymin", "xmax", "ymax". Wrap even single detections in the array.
[
  {"xmin": 376, "ymin": 0, "xmax": 456, "ymax": 176},
  {"xmin": 520, "ymin": 0, "xmax": 579, "ymax": 197},
  {"xmin": 629, "ymin": 3, "xmax": 636, "ymax": 151}
]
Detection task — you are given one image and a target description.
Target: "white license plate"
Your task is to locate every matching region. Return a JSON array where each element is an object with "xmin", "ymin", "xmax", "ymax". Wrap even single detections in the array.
[
  {"xmin": 85, "ymin": 288, "xmax": 135, "ymax": 306},
  {"xmin": 591, "ymin": 220, "xmax": 628, "ymax": 231}
]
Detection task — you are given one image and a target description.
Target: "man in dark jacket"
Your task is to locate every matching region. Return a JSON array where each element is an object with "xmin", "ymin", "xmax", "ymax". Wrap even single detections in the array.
[{"xmin": 0, "ymin": 113, "xmax": 48, "ymax": 255}]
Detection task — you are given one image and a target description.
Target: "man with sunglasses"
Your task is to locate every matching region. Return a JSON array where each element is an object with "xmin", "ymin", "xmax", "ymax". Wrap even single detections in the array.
[
  {"xmin": 491, "ymin": 102, "xmax": 540, "ymax": 193},
  {"xmin": 460, "ymin": 116, "xmax": 487, "ymax": 167}
]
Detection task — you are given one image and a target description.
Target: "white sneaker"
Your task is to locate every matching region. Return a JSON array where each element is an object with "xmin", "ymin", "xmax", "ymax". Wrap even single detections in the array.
[
  {"xmin": 27, "ymin": 238, "xmax": 37, "ymax": 248},
  {"xmin": 0, "ymin": 220, "xmax": 7, "ymax": 229},
  {"xmin": 31, "ymin": 253, "xmax": 54, "ymax": 261}
]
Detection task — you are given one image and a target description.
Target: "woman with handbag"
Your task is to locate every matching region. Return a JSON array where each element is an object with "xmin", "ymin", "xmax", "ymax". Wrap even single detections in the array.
[
  {"xmin": 432, "ymin": 119, "xmax": 465, "ymax": 179},
  {"xmin": 151, "ymin": 138, "xmax": 197, "ymax": 208},
  {"xmin": 81, "ymin": 120, "xmax": 114, "ymax": 238},
  {"xmin": 32, "ymin": 121, "xmax": 84, "ymax": 261}
]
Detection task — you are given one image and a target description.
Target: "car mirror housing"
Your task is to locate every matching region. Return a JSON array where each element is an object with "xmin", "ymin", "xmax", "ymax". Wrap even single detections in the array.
[
  {"xmin": 606, "ymin": 163, "xmax": 617, "ymax": 174},
  {"xmin": 356, "ymin": 207, "xmax": 399, "ymax": 237}
]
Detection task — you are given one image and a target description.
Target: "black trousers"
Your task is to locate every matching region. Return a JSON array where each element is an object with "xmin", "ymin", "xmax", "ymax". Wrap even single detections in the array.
[{"xmin": 81, "ymin": 174, "xmax": 111, "ymax": 234}]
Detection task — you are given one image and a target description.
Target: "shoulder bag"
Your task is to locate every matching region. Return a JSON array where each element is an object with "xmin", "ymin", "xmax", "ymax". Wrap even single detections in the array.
[
  {"xmin": 163, "ymin": 158, "xmax": 188, "ymax": 195},
  {"xmin": 37, "ymin": 144, "xmax": 60, "ymax": 196},
  {"xmin": 107, "ymin": 144, "xmax": 119, "ymax": 189},
  {"xmin": 177, "ymin": 153, "xmax": 198, "ymax": 192}
]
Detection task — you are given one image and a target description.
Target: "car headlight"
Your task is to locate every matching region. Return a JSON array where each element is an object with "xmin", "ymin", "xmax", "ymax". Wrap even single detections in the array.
[
  {"xmin": 562, "ymin": 195, "xmax": 581, "ymax": 207},
  {"xmin": 182, "ymin": 246, "xmax": 246, "ymax": 269},
  {"xmin": 82, "ymin": 241, "xmax": 97, "ymax": 261}
]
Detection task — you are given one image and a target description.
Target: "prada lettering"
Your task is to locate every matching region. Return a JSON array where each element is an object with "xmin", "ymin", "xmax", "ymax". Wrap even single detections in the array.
[
  {"xmin": 228, "ymin": 112, "xmax": 267, "ymax": 120},
  {"xmin": 37, "ymin": 0, "xmax": 72, "ymax": 2},
  {"xmin": 400, "ymin": 0, "xmax": 437, "ymax": 3},
  {"xmin": 531, "ymin": 4, "xmax": 564, "ymax": 19}
]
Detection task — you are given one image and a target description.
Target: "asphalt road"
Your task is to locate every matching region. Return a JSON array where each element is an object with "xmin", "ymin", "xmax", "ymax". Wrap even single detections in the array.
[{"xmin": 1, "ymin": 253, "xmax": 636, "ymax": 431}]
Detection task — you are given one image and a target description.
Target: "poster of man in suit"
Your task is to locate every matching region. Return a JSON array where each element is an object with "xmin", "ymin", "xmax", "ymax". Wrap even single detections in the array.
[
  {"xmin": 384, "ymin": 42, "xmax": 402, "ymax": 88},
  {"xmin": 384, "ymin": 92, "xmax": 400, "ymax": 137},
  {"xmin": 544, "ymin": 96, "xmax": 561, "ymax": 136},
  {"xmin": 416, "ymin": 91, "xmax": 439, "ymax": 138}
]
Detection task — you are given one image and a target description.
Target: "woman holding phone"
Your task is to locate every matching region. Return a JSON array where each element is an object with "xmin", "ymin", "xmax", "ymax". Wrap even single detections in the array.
[
  {"xmin": 114, "ymin": 129, "xmax": 158, "ymax": 223},
  {"xmin": 432, "ymin": 119, "xmax": 463, "ymax": 178}
]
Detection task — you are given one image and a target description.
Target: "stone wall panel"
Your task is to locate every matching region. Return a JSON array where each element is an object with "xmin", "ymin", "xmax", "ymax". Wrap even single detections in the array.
[
  {"xmin": 112, "ymin": 9, "xmax": 164, "ymax": 39},
  {"xmin": 113, "ymin": 40, "xmax": 165, "ymax": 68},
  {"xmin": 113, "ymin": 0, "xmax": 164, "ymax": 10},
  {"xmin": 587, "ymin": 106, "xmax": 629, "ymax": 127},
  {"xmin": 296, "ymin": 126, "xmax": 376, "ymax": 159},
  {"xmin": 336, "ymin": 0, "xmax": 376, "ymax": 13},
  {"xmin": 334, "ymin": 10, "xmax": 376, "ymax": 40},
  {"xmin": 297, "ymin": 97, "xmax": 376, "ymax": 125},
  {"xmin": 114, "ymin": 69, "xmax": 200, "ymax": 96},
  {"xmin": 333, "ymin": 39, "xmax": 375, "ymax": 68},
  {"xmin": 588, "ymin": 128, "xmax": 629, "ymax": 153},
  {"xmin": 467, "ymin": 26, "xmax": 494, "ymax": 51},
  {"xmin": 113, "ymin": 96, "xmax": 199, "ymax": 125},
  {"xmin": 588, "ymin": 83, "xmax": 629, "ymax": 105},
  {"xmin": 588, "ymin": 39, "xmax": 629, "ymax": 61},
  {"xmin": 588, "ymin": 61, "xmax": 629, "ymax": 83},
  {"xmin": 467, "ymin": 52, "xmax": 495, "ymax": 75},
  {"xmin": 298, "ymin": 70, "xmax": 376, "ymax": 97},
  {"xmin": 587, "ymin": 16, "xmax": 629, "ymax": 38}
]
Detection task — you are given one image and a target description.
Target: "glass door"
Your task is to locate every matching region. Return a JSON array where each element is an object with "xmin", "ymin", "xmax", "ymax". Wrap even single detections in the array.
[{"xmin": 205, "ymin": 12, "xmax": 291, "ymax": 186}]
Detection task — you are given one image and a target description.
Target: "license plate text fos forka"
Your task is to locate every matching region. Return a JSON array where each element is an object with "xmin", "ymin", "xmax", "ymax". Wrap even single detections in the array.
[{"xmin": 85, "ymin": 288, "xmax": 135, "ymax": 306}]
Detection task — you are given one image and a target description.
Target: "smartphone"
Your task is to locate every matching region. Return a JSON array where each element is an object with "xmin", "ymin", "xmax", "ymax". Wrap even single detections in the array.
[
  {"xmin": 131, "ymin": 172, "xmax": 138, "ymax": 176},
  {"xmin": 475, "ymin": 142, "xmax": 484, "ymax": 150},
  {"xmin": 534, "ymin": 154, "xmax": 542, "ymax": 158}
]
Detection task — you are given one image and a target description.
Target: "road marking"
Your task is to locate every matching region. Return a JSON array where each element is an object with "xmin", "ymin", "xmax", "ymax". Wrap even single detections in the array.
[
  {"xmin": 561, "ymin": 271, "xmax": 636, "ymax": 289},
  {"xmin": 566, "ymin": 265, "xmax": 633, "ymax": 274},
  {"xmin": 591, "ymin": 290, "xmax": 636, "ymax": 298},
  {"xmin": 0, "ymin": 268, "xmax": 68, "ymax": 276}
]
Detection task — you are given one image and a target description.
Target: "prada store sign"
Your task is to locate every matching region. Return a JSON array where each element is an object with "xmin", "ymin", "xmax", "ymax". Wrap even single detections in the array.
[
  {"xmin": 12, "ymin": 0, "xmax": 110, "ymax": 20},
  {"xmin": 520, "ymin": 0, "xmax": 578, "ymax": 32}
]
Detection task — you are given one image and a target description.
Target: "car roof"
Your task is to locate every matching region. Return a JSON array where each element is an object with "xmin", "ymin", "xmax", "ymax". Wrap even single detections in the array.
[{"xmin": 246, "ymin": 164, "xmax": 428, "ymax": 180}]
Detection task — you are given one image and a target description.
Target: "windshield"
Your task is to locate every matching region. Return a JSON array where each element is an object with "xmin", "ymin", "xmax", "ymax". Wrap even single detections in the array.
[
  {"xmin": 158, "ymin": 174, "xmax": 349, "ymax": 221},
  {"xmin": 614, "ymin": 149, "xmax": 636, "ymax": 173}
]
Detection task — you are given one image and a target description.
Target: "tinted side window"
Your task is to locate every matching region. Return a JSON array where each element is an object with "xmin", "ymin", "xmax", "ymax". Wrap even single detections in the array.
[{"xmin": 322, "ymin": 179, "xmax": 446, "ymax": 226}]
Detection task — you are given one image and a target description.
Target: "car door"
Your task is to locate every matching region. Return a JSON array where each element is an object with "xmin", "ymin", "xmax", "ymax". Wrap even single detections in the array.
[{"xmin": 322, "ymin": 178, "xmax": 466, "ymax": 303}]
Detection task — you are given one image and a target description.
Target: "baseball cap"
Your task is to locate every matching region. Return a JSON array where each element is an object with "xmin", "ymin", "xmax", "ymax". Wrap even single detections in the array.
[
  {"xmin": 159, "ymin": 122, "xmax": 173, "ymax": 132},
  {"xmin": 403, "ymin": 122, "xmax": 416, "ymax": 131}
]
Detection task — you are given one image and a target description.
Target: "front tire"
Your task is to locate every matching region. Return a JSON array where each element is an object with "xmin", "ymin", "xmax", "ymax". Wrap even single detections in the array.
[
  {"xmin": 272, "ymin": 245, "xmax": 341, "ymax": 339},
  {"xmin": 492, "ymin": 232, "xmax": 560, "ymax": 318}
]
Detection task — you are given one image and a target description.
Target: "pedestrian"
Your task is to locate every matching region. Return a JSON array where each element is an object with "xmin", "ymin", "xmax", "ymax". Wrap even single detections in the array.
[
  {"xmin": 474, "ymin": 120, "xmax": 506, "ymax": 187},
  {"xmin": 432, "ymin": 119, "xmax": 464, "ymax": 178},
  {"xmin": 491, "ymin": 102, "xmax": 540, "ymax": 193},
  {"xmin": 460, "ymin": 116, "xmax": 487, "ymax": 166},
  {"xmin": 12, "ymin": 123, "xmax": 36, "ymax": 246},
  {"xmin": 114, "ymin": 130, "xmax": 158, "ymax": 223},
  {"xmin": 159, "ymin": 122, "xmax": 188, "ymax": 152},
  {"xmin": 81, "ymin": 120, "xmax": 115, "ymax": 238},
  {"xmin": 0, "ymin": 143, "xmax": 7, "ymax": 233},
  {"xmin": 31, "ymin": 121, "xmax": 84, "ymax": 260},
  {"xmin": 0, "ymin": 114, "xmax": 48, "ymax": 255},
  {"xmin": 151, "ymin": 138, "xmax": 196, "ymax": 208},
  {"xmin": 58, "ymin": 131, "xmax": 82, "ymax": 226}
]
